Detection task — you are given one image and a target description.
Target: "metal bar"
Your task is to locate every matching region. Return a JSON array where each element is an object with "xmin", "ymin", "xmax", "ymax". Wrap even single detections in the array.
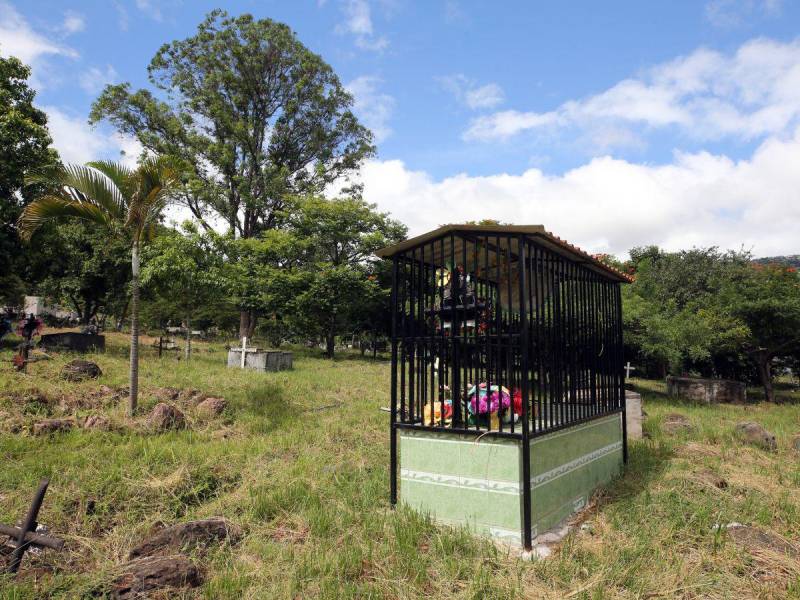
[
  {"xmin": 389, "ymin": 257, "xmax": 399, "ymax": 506},
  {"xmin": 0, "ymin": 524, "xmax": 63, "ymax": 551},
  {"xmin": 518, "ymin": 236, "xmax": 532, "ymax": 550},
  {"xmin": 8, "ymin": 478, "xmax": 49, "ymax": 574},
  {"xmin": 394, "ymin": 422, "xmax": 522, "ymax": 439},
  {"xmin": 555, "ymin": 255, "xmax": 565, "ymax": 429},
  {"xmin": 615, "ymin": 283, "xmax": 628, "ymax": 464},
  {"xmin": 531, "ymin": 242, "xmax": 542, "ymax": 434}
]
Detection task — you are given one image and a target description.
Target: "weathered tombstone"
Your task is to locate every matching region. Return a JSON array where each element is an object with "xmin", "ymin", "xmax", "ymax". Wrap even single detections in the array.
[
  {"xmin": 666, "ymin": 376, "xmax": 746, "ymax": 404},
  {"xmin": 227, "ymin": 338, "xmax": 293, "ymax": 372},
  {"xmin": 40, "ymin": 332, "xmax": 105, "ymax": 352},
  {"xmin": 264, "ymin": 351, "xmax": 282, "ymax": 372},
  {"xmin": 624, "ymin": 390, "xmax": 643, "ymax": 440}
]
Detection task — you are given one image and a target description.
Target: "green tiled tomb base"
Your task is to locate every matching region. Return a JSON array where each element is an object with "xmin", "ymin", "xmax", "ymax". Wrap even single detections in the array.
[{"xmin": 399, "ymin": 414, "xmax": 623, "ymax": 546}]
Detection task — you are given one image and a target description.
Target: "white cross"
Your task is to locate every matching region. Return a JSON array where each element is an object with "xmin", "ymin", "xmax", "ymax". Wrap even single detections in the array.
[
  {"xmin": 625, "ymin": 361, "xmax": 636, "ymax": 379},
  {"xmin": 240, "ymin": 337, "xmax": 247, "ymax": 368}
]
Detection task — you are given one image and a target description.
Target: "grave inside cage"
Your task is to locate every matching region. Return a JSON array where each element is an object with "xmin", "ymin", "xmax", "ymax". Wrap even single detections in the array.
[{"xmin": 377, "ymin": 225, "xmax": 631, "ymax": 550}]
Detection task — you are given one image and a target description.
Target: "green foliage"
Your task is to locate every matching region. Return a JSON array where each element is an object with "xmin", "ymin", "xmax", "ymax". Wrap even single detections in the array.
[
  {"xmin": 285, "ymin": 195, "xmax": 406, "ymax": 355},
  {"xmin": 623, "ymin": 247, "xmax": 752, "ymax": 376},
  {"xmin": 0, "ymin": 55, "xmax": 59, "ymax": 305},
  {"xmin": 218, "ymin": 229, "xmax": 309, "ymax": 325},
  {"xmin": 32, "ymin": 221, "xmax": 131, "ymax": 324},
  {"xmin": 89, "ymin": 9, "xmax": 374, "ymax": 240},
  {"xmin": 140, "ymin": 223, "xmax": 227, "ymax": 322},
  {"xmin": 722, "ymin": 263, "xmax": 800, "ymax": 356},
  {"xmin": 623, "ymin": 247, "xmax": 800, "ymax": 400}
]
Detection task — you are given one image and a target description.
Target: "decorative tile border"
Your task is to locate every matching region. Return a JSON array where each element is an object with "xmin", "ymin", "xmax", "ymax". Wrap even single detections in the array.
[
  {"xmin": 530, "ymin": 441, "xmax": 622, "ymax": 488},
  {"xmin": 400, "ymin": 468, "xmax": 521, "ymax": 495}
]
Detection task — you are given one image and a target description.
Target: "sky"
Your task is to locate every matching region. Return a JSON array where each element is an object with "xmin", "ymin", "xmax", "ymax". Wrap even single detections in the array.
[{"xmin": 2, "ymin": 0, "xmax": 800, "ymax": 257}]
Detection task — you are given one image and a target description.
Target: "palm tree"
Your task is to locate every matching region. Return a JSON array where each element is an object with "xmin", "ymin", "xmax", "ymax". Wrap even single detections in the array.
[{"xmin": 18, "ymin": 158, "xmax": 180, "ymax": 415}]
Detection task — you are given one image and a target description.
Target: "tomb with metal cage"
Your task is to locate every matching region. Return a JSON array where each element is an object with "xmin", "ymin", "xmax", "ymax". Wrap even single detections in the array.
[{"xmin": 376, "ymin": 224, "xmax": 631, "ymax": 549}]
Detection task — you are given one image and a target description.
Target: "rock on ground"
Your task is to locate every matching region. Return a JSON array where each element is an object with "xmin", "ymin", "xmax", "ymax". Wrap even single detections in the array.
[
  {"xmin": 179, "ymin": 388, "xmax": 205, "ymax": 404},
  {"xmin": 147, "ymin": 403, "xmax": 186, "ymax": 431},
  {"xmin": 33, "ymin": 419, "xmax": 73, "ymax": 435},
  {"xmin": 791, "ymin": 434, "xmax": 800, "ymax": 452},
  {"xmin": 697, "ymin": 469, "xmax": 728, "ymax": 489},
  {"xmin": 196, "ymin": 397, "xmax": 227, "ymax": 417},
  {"xmin": 735, "ymin": 422, "xmax": 777, "ymax": 451},
  {"xmin": 661, "ymin": 413, "xmax": 695, "ymax": 435},
  {"xmin": 60, "ymin": 359, "xmax": 102, "ymax": 382},
  {"xmin": 151, "ymin": 387, "xmax": 180, "ymax": 402},
  {"xmin": 129, "ymin": 517, "xmax": 243, "ymax": 559},
  {"xmin": 727, "ymin": 524, "xmax": 799, "ymax": 557},
  {"xmin": 83, "ymin": 414, "xmax": 111, "ymax": 430},
  {"xmin": 112, "ymin": 554, "xmax": 201, "ymax": 599}
]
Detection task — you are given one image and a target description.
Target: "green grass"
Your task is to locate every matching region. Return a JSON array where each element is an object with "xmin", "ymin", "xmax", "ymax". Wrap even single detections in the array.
[{"xmin": 1, "ymin": 332, "xmax": 799, "ymax": 598}]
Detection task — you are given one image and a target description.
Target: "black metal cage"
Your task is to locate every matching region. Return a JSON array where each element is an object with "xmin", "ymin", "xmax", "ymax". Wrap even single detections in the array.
[{"xmin": 378, "ymin": 225, "xmax": 630, "ymax": 516}]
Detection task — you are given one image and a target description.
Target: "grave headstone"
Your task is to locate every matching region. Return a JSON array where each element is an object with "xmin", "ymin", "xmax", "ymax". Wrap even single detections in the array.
[
  {"xmin": 666, "ymin": 376, "xmax": 746, "ymax": 404},
  {"xmin": 226, "ymin": 338, "xmax": 293, "ymax": 372},
  {"xmin": 40, "ymin": 332, "xmax": 105, "ymax": 352}
]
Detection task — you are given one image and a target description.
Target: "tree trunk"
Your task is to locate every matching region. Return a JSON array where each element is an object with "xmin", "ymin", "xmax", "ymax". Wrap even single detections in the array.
[
  {"xmin": 128, "ymin": 242, "xmax": 140, "ymax": 416},
  {"xmin": 185, "ymin": 313, "xmax": 191, "ymax": 361},
  {"xmin": 756, "ymin": 351, "xmax": 774, "ymax": 403},
  {"xmin": 326, "ymin": 325, "xmax": 335, "ymax": 359},
  {"xmin": 116, "ymin": 297, "xmax": 130, "ymax": 332},
  {"xmin": 239, "ymin": 310, "xmax": 258, "ymax": 339}
]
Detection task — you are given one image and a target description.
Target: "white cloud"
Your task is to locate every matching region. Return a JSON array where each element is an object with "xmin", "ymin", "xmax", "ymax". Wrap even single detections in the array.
[
  {"xmin": 439, "ymin": 74, "xmax": 505, "ymax": 110},
  {"xmin": 705, "ymin": 0, "xmax": 782, "ymax": 28},
  {"xmin": 336, "ymin": 0, "xmax": 388, "ymax": 51},
  {"xmin": 135, "ymin": 0, "xmax": 163, "ymax": 22},
  {"xmin": 358, "ymin": 127, "xmax": 800, "ymax": 258},
  {"xmin": 464, "ymin": 38, "xmax": 800, "ymax": 145},
  {"xmin": 346, "ymin": 76, "xmax": 395, "ymax": 143},
  {"xmin": 61, "ymin": 11, "xmax": 86, "ymax": 35},
  {"xmin": 465, "ymin": 109, "xmax": 558, "ymax": 140},
  {"xmin": 44, "ymin": 107, "xmax": 142, "ymax": 167},
  {"xmin": 0, "ymin": 1, "xmax": 78, "ymax": 85},
  {"xmin": 114, "ymin": 1, "xmax": 129, "ymax": 31},
  {"xmin": 79, "ymin": 65, "xmax": 118, "ymax": 95},
  {"xmin": 465, "ymin": 83, "xmax": 505, "ymax": 110}
]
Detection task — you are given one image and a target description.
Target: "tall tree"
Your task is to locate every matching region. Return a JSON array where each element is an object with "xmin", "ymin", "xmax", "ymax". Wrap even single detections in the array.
[
  {"xmin": 720, "ymin": 263, "xmax": 800, "ymax": 402},
  {"xmin": 18, "ymin": 159, "xmax": 179, "ymax": 414},
  {"xmin": 622, "ymin": 246, "xmax": 751, "ymax": 377},
  {"xmin": 89, "ymin": 9, "xmax": 375, "ymax": 337},
  {"xmin": 287, "ymin": 196, "xmax": 406, "ymax": 357},
  {"xmin": 140, "ymin": 223, "xmax": 226, "ymax": 360},
  {"xmin": 0, "ymin": 55, "xmax": 59, "ymax": 306}
]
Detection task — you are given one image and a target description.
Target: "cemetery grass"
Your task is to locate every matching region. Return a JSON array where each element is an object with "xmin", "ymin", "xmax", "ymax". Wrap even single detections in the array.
[{"xmin": 0, "ymin": 333, "xmax": 798, "ymax": 599}]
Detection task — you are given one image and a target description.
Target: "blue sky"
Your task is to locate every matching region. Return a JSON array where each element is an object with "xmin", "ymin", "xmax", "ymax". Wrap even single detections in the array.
[{"xmin": 2, "ymin": 0, "xmax": 800, "ymax": 256}]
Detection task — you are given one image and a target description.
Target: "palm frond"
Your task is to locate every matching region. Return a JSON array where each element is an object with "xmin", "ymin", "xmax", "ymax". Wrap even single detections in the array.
[
  {"xmin": 86, "ymin": 161, "xmax": 136, "ymax": 201},
  {"xmin": 26, "ymin": 163, "xmax": 127, "ymax": 223},
  {"xmin": 127, "ymin": 157, "xmax": 181, "ymax": 239},
  {"xmin": 17, "ymin": 195, "xmax": 112, "ymax": 241},
  {"xmin": 60, "ymin": 163, "xmax": 127, "ymax": 220}
]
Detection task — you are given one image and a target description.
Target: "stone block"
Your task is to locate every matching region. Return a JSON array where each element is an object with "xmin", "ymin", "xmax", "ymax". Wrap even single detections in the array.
[
  {"xmin": 666, "ymin": 376, "xmax": 746, "ymax": 404},
  {"xmin": 625, "ymin": 390, "xmax": 643, "ymax": 440},
  {"xmin": 40, "ymin": 333, "xmax": 105, "ymax": 352},
  {"xmin": 227, "ymin": 348, "xmax": 293, "ymax": 372}
]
